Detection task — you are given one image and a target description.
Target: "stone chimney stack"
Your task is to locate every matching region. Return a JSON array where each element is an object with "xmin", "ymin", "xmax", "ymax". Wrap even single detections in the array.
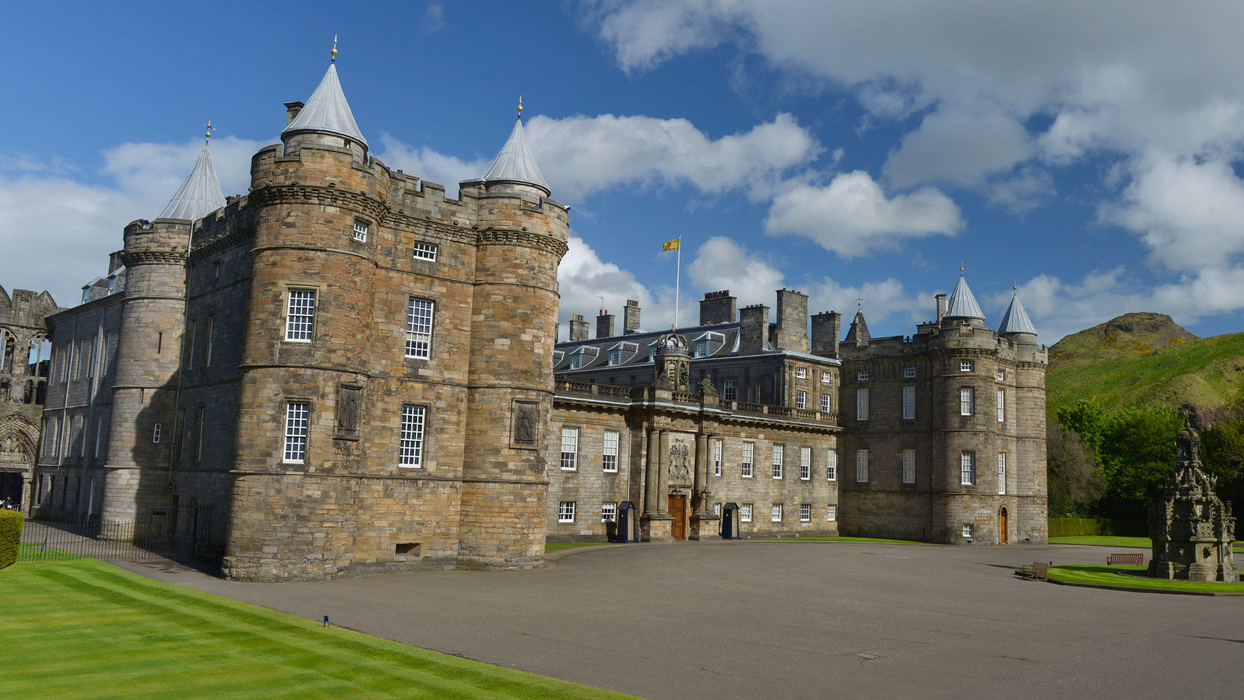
[
  {"xmin": 739, "ymin": 304, "xmax": 769, "ymax": 357},
  {"xmin": 811, "ymin": 311, "xmax": 841, "ymax": 357},
  {"xmin": 699, "ymin": 290, "xmax": 737, "ymax": 326},
  {"xmin": 774, "ymin": 288, "xmax": 810, "ymax": 352},
  {"xmin": 623, "ymin": 299, "xmax": 641, "ymax": 334},
  {"xmin": 936, "ymin": 293, "xmax": 948, "ymax": 324},
  {"xmin": 284, "ymin": 101, "xmax": 305, "ymax": 127},
  {"xmin": 596, "ymin": 310, "xmax": 614, "ymax": 339},
  {"xmin": 569, "ymin": 313, "xmax": 589, "ymax": 342}
]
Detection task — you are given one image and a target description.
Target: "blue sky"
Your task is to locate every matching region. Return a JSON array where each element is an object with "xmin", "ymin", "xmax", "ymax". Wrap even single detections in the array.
[{"xmin": 3, "ymin": 1, "xmax": 1244, "ymax": 344}]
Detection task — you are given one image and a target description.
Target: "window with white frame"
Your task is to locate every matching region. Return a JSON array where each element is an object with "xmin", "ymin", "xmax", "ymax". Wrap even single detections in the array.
[
  {"xmin": 713, "ymin": 503, "xmax": 721, "ymax": 516},
  {"xmin": 771, "ymin": 444, "xmax": 784, "ymax": 479},
  {"xmin": 352, "ymin": 220, "xmax": 368, "ymax": 242},
  {"xmin": 558, "ymin": 501, "xmax": 576, "ymax": 523},
  {"xmin": 827, "ymin": 504, "xmax": 837, "ymax": 521},
  {"xmin": 821, "ymin": 371, "xmax": 832, "ymax": 384},
  {"xmin": 902, "ymin": 385, "xmax": 916, "ymax": 420},
  {"xmin": 399, "ymin": 405, "xmax": 426, "ymax": 468},
  {"xmin": 741, "ymin": 442, "xmax": 754, "ymax": 478},
  {"xmin": 997, "ymin": 452, "xmax": 1007, "ymax": 495},
  {"xmin": 961, "ymin": 450, "xmax": 976, "ymax": 485},
  {"xmin": 826, "ymin": 449, "xmax": 837, "ymax": 481},
  {"xmin": 283, "ymin": 402, "xmax": 309, "ymax": 464},
  {"xmin": 904, "ymin": 367, "xmax": 916, "ymax": 379},
  {"xmin": 856, "ymin": 388, "xmax": 869, "ymax": 421},
  {"xmin": 857, "ymin": 370, "xmax": 870, "ymax": 381},
  {"xmin": 740, "ymin": 503, "xmax": 753, "ymax": 522},
  {"xmin": 995, "ymin": 369, "xmax": 1005, "ymax": 381},
  {"xmin": 800, "ymin": 503, "xmax": 811, "ymax": 522},
  {"xmin": 405, "ymin": 298, "xmax": 434, "ymax": 359},
  {"xmin": 902, "ymin": 448, "xmax": 916, "ymax": 484},
  {"xmin": 997, "ymin": 388, "xmax": 1005, "ymax": 422},
  {"xmin": 962, "ymin": 523, "xmax": 974, "ymax": 539},
  {"xmin": 800, "ymin": 446, "xmax": 811, "ymax": 480},
  {"xmin": 960, "ymin": 359, "xmax": 974, "ymax": 372},
  {"xmin": 713, "ymin": 438, "xmax": 722, "ymax": 476},
  {"xmin": 608, "ymin": 349, "xmax": 621, "ymax": 366},
  {"xmin": 821, "ymin": 394, "xmax": 831, "ymax": 412},
  {"xmin": 285, "ymin": 290, "xmax": 316, "ymax": 342},
  {"xmin": 601, "ymin": 502, "xmax": 617, "ymax": 522},
  {"xmin": 796, "ymin": 390, "xmax": 807, "ymax": 409},
  {"xmin": 560, "ymin": 427, "xmax": 579, "ymax": 470},
  {"xmin": 796, "ymin": 367, "xmax": 807, "ymax": 379},
  {"xmin": 694, "ymin": 340, "xmax": 708, "ymax": 358},
  {"xmin": 771, "ymin": 503, "xmax": 783, "ymax": 522},
  {"xmin": 722, "ymin": 379, "xmax": 736, "ymax": 401},
  {"xmin": 152, "ymin": 422, "xmax": 162, "ymax": 445},
  {"xmin": 856, "ymin": 449, "xmax": 869, "ymax": 482},
  {"xmin": 960, "ymin": 387, "xmax": 975, "ymax": 416},
  {"xmin": 568, "ymin": 353, "xmax": 582, "ymax": 369},
  {"xmin": 412, "ymin": 241, "xmax": 438, "ymax": 261},
  {"xmin": 602, "ymin": 430, "xmax": 619, "ymax": 472}
]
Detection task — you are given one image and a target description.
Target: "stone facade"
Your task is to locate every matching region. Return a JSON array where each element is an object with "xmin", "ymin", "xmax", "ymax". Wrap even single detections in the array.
[{"xmin": 0, "ymin": 286, "xmax": 57, "ymax": 511}]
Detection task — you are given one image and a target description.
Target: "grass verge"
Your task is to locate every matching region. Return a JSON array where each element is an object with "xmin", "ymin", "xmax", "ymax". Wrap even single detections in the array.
[
  {"xmin": 545, "ymin": 542, "xmax": 609, "ymax": 551},
  {"xmin": 1050, "ymin": 535, "xmax": 1244, "ymax": 554},
  {"xmin": 3, "ymin": 558, "xmax": 639, "ymax": 699},
  {"xmin": 1045, "ymin": 564, "xmax": 1244, "ymax": 594},
  {"xmin": 752, "ymin": 536, "xmax": 926, "ymax": 544}
]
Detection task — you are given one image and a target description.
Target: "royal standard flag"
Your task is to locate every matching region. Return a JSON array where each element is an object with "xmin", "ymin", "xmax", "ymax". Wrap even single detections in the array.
[{"xmin": 662, "ymin": 239, "xmax": 680, "ymax": 251}]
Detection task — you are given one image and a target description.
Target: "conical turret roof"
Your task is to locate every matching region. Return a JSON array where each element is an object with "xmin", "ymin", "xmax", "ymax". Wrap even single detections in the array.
[
  {"xmin": 157, "ymin": 141, "xmax": 226, "ymax": 221},
  {"xmin": 483, "ymin": 114, "xmax": 549, "ymax": 193},
  {"xmin": 945, "ymin": 273, "xmax": 985, "ymax": 320},
  {"xmin": 997, "ymin": 290, "xmax": 1037, "ymax": 335},
  {"xmin": 844, "ymin": 309, "xmax": 870, "ymax": 345},
  {"xmin": 282, "ymin": 62, "xmax": 367, "ymax": 146}
]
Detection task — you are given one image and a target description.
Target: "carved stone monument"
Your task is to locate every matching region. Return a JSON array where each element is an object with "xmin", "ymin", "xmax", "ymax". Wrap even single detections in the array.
[{"xmin": 1147, "ymin": 418, "xmax": 1238, "ymax": 582}]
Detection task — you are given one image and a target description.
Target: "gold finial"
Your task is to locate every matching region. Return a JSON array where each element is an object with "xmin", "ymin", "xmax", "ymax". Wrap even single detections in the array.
[
  {"xmin": 960, "ymin": 260, "xmax": 965, "ymax": 274},
  {"xmin": 331, "ymin": 34, "xmax": 338, "ymax": 62},
  {"xmin": 1013, "ymin": 280, "xmax": 1018, "ymax": 291},
  {"xmin": 517, "ymin": 95, "xmax": 524, "ymax": 118},
  {"xmin": 857, "ymin": 296, "xmax": 863, "ymax": 310},
  {"xmin": 204, "ymin": 120, "xmax": 216, "ymax": 142}
]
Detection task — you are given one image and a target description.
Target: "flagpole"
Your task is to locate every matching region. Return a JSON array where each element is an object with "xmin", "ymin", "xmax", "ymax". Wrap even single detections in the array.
[{"xmin": 674, "ymin": 235, "xmax": 682, "ymax": 330}]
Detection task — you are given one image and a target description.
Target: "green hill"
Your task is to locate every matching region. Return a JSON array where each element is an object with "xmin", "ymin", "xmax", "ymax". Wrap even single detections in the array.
[{"xmin": 1046, "ymin": 313, "xmax": 1244, "ymax": 415}]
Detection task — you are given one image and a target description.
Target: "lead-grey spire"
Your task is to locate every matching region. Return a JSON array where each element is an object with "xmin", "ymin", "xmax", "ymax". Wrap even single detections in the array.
[
  {"xmin": 157, "ymin": 136, "xmax": 226, "ymax": 221},
  {"xmin": 944, "ymin": 270, "xmax": 985, "ymax": 320},
  {"xmin": 282, "ymin": 58, "xmax": 367, "ymax": 148},
  {"xmin": 998, "ymin": 288, "xmax": 1037, "ymax": 336},
  {"xmin": 483, "ymin": 97, "xmax": 550, "ymax": 195}
]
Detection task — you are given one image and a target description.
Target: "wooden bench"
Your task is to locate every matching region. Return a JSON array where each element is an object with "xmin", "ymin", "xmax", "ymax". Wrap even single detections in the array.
[
  {"xmin": 1107, "ymin": 552, "xmax": 1144, "ymax": 566},
  {"xmin": 1019, "ymin": 561, "xmax": 1050, "ymax": 581}
]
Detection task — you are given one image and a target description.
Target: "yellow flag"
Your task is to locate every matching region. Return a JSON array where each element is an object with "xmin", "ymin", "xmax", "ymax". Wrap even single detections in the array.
[{"xmin": 662, "ymin": 239, "xmax": 680, "ymax": 251}]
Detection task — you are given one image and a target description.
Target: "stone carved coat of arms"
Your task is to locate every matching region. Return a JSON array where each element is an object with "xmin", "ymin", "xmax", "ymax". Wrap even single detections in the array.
[{"xmin": 669, "ymin": 440, "xmax": 692, "ymax": 485}]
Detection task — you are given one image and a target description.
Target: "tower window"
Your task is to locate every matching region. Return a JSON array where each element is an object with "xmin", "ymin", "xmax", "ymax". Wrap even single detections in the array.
[
  {"xmin": 960, "ymin": 360, "xmax": 974, "ymax": 372},
  {"xmin": 283, "ymin": 402, "xmax": 309, "ymax": 464},
  {"xmin": 903, "ymin": 386, "xmax": 916, "ymax": 420},
  {"xmin": 352, "ymin": 220, "xmax": 369, "ymax": 242},
  {"xmin": 855, "ymin": 449, "xmax": 869, "ymax": 482},
  {"xmin": 961, "ymin": 451, "xmax": 976, "ymax": 485},
  {"xmin": 412, "ymin": 242, "xmax": 438, "ymax": 261},
  {"xmin": 902, "ymin": 449, "xmax": 915, "ymax": 484},
  {"xmin": 960, "ymin": 387, "xmax": 975, "ymax": 416},
  {"xmin": 399, "ymin": 405, "xmax": 426, "ymax": 468},
  {"xmin": 285, "ymin": 289, "xmax": 317, "ymax": 342},
  {"xmin": 405, "ymin": 298, "xmax": 434, "ymax": 359},
  {"xmin": 856, "ymin": 388, "xmax": 869, "ymax": 421}
]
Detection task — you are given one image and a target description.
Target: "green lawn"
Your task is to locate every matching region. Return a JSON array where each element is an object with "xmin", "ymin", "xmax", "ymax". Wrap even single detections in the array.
[
  {"xmin": 545, "ymin": 541, "xmax": 608, "ymax": 551},
  {"xmin": 752, "ymin": 536, "xmax": 927, "ymax": 544},
  {"xmin": 1050, "ymin": 535, "xmax": 1244, "ymax": 554},
  {"xmin": 1046, "ymin": 564, "xmax": 1244, "ymax": 594},
  {"xmin": 3, "ymin": 559, "xmax": 638, "ymax": 699}
]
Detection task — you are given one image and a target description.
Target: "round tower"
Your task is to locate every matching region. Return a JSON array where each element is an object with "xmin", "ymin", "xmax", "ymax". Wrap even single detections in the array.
[{"xmin": 456, "ymin": 100, "xmax": 569, "ymax": 568}]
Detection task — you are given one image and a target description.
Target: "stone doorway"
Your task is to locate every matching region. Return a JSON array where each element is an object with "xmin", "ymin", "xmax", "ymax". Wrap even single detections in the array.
[
  {"xmin": 999, "ymin": 506, "xmax": 1009, "ymax": 544},
  {"xmin": 669, "ymin": 495, "xmax": 687, "ymax": 540},
  {"xmin": 0, "ymin": 471, "xmax": 22, "ymax": 508}
]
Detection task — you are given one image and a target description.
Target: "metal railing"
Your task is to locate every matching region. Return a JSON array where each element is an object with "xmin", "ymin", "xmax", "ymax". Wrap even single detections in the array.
[{"xmin": 17, "ymin": 508, "xmax": 218, "ymax": 564}]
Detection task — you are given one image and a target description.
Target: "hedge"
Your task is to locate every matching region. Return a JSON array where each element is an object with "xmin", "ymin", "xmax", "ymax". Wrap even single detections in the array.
[
  {"xmin": 1048, "ymin": 517, "xmax": 1147, "ymax": 538},
  {"xmin": 0, "ymin": 510, "xmax": 22, "ymax": 569}
]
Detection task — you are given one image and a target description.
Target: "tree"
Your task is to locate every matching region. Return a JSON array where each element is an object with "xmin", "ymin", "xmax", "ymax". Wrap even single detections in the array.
[
  {"xmin": 1046, "ymin": 417, "xmax": 1105, "ymax": 516},
  {"xmin": 1098, "ymin": 406, "xmax": 1181, "ymax": 505},
  {"xmin": 1056, "ymin": 399, "xmax": 1107, "ymax": 459}
]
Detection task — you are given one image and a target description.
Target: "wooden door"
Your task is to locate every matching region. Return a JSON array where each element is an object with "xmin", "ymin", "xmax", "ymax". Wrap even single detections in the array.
[
  {"xmin": 669, "ymin": 495, "xmax": 686, "ymax": 540},
  {"xmin": 999, "ymin": 507, "xmax": 1009, "ymax": 544}
]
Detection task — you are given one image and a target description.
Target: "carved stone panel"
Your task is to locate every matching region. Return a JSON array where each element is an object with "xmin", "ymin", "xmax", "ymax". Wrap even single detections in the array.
[
  {"xmin": 334, "ymin": 384, "xmax": 363, "ymax": 441},
  {"xmin": 668, "ymin": 434, "xmax": 693, "ymax": 487},
  {"xmin": 512, "ymin": 400, "xmax": 538, "ymax": 448}
]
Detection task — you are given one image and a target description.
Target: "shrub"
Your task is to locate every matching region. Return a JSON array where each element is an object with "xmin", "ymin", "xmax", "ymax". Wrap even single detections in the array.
[{"xmin": 0, "ymin": 510, "xmax": 23, "ymax": 569}]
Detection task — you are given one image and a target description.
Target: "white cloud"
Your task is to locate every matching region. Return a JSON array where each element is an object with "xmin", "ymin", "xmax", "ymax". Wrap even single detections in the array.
[
  {"xmin": 558, "ymin": 234, "xmax": 660, "ymax": 340},
  {"xmin": 524, "ymin": 112, "xmax": 820, "ymax": 202},
  {"xmin": 375, "ymin": 133, "xmax": 489, "ymax": 198},
  {"xmin": 883, "ymin": 107, "xmax": 1033, "ymax": 189},
  {"xmin": 763, "ymin": 171, "xmax": 962, "ymax": 257},
  {"xmin": 0, "ymin": 136, "xmax": 264, "ymax": 307},
  {"xmin": 805, "ymin": 276, "xmax": 931, "ymax": 332},
  {"xmin": 687, "ymin": 236, "xmax": 785, "ymax": 307}
]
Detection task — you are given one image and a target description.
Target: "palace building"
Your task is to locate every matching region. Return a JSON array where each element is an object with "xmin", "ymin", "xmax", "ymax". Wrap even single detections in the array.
[{"xmin": 32, "ymin": 50, "xmax": 1047, "ymax": 581}]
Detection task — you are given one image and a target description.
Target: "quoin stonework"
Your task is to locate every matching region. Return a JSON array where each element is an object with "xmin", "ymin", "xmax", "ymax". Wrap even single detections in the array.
[{"xmin": 33, "ymin": 50, "xmax": 1047, "ymax": 581}]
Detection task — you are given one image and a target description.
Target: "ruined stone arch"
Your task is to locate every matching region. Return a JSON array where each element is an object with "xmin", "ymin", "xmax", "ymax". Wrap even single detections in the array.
[{"xmin": 0, "ymin": 413, "xmax": 39, "ymax": 466}]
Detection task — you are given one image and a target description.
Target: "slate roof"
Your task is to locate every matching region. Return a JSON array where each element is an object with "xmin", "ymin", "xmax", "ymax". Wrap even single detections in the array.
[
  {"xmin": 997, "ymin": 291, "xmax": 1037, "ymax": 335},
  {"xmin": 483, "ymin": 115, "xmax": 549, "ymax": 192},
  {"xmin": 944, "ymin": 274, "xmax": 985, "ymax": 320},
  {"xmin": 282, "ymin": 62, "xmax": 367, "ymax": 146},
  {"xmin": 157, "ymin": 142, "xmax": 226, "ymax": 221}
]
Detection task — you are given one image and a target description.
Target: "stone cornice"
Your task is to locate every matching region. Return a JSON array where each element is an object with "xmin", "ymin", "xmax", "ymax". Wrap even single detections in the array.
[
  {"xmin": 119, "ymin": 251, "xmax": 187, "ymax": 266},
  {"xmin": 384, "ymin": 211, "xmax": 477, "ymax": 245},
  {"xmin": 249, "ymin": 183, "xmax": 389, "ymax": 221},
  {"xmin": 477, "ymin": 229, "xmax": 569, "ymax": 257},
  {"xmin": 190, "ymin": 226, "xmax": 255, "ymax": 262}
]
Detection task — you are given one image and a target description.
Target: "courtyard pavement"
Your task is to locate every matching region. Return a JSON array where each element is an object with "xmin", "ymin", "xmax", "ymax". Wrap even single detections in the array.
[{"xmin": 118, "ymin": 542, "xmax": 1242, "ymax": 700}]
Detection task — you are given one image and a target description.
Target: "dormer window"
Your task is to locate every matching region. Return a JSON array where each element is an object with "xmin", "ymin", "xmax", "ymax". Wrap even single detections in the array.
[
  {"xmin": 569, "ymin": 353, "xmax": 583, "ymax": 369},
  {"xmin": 352, "ymin": 220, "xmax": 369, "ymax": 242},
  {"xmin": 413, "ymin": 242, "xmax": 438, "ymax": 261},
  {"xmin": 81, "ymin": 287, "xmax": 90, "ymax": 304},
  {"xmin": 647, "ymin": 346, "xmax": 656, "ymax": 362},
  {"xmin": 608, "ymin": 349, "xmax": 621, "ymax": 366},
  {"xmin": 693, "ymin": 340, "xmax": 708, "ymax": 358},
  {"xmin": 107, "ymin": 276, "xmax": 117, "ymax": 294}
]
